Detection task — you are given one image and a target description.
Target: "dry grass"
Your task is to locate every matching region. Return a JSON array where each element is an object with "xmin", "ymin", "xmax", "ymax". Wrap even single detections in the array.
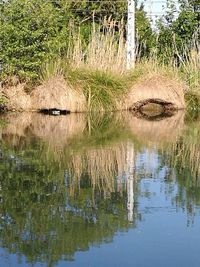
[
  {"xmin": 67, "ymin": 18, "xmax": 127, "ymax": 75},
  {"xmin": 2, "ymin": 83, "xmax": 32, "ymax": 111},
  {"xmin": 172, "ymin": 33, "xmax": 200, "ymax": 93},
  {"xmin": 120, "ymin": 57, "xmax": 187, "ymax": 110},
  {"xmin": 182, "ymin": 49, "xmax": 200, "ymax": 91},
  {"xmin": 31, "ymin": 75, "xmax": 86, "ymax": 112}
]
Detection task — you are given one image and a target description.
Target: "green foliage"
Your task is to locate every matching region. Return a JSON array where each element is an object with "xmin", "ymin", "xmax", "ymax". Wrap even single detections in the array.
[
  {"xmin": 66, "ymin": 68, "xmax": 129, "ymax": 112},
  {"xmin": 0, "ymin": 97, "xmax": 7, "ymax": 105},
  {"xmin": 136, "ymin": 5, "xmax": 155, "ymax": 58},
  {"xmin": 185, "ymin": 91, "xmax": 200, "ymax": 112},
  {"xmin": 0, "ymin": 119, "xmax": 7, "ymax": 128},
  {"xmin": 67, "ymin": 0, "xmax": 127, "ymax": 24},
  {"xmin": 0, "ymin": 97, "xmax": 7, "ymax": 113},
  {"xmin": 0, "ymin": 0, "xmax": 69, "ymax": 81},
  {"xmin": 156, "ymin": 0, "xmax": 199, "ymax": 60},
  {"xmin": 0, "ymin": 0, "xmax": 155, "ymax": 82}
]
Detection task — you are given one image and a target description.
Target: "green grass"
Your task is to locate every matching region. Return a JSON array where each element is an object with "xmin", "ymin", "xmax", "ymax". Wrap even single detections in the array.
[
  {"xmin": 0, "ymin": 97, "xmax": 7, "ymax": 105},
  {"xmin": 66, "ymin": 68, "xmax": 129, "ymax": 112},
  {"xmin": 39, "ymin": 57, "xmax": 144, "ymax": 112}
]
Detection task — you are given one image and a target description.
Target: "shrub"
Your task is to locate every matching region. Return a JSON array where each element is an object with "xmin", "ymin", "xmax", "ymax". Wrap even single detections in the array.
[{"xmin": 0, "ymin": 0, "xmax": 68, "ymax": 81}]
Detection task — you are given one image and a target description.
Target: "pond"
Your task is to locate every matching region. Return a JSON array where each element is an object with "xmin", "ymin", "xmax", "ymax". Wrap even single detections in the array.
[{"xmin": 0, "ymin": 111, "xmax": 200, "ymax": 267}]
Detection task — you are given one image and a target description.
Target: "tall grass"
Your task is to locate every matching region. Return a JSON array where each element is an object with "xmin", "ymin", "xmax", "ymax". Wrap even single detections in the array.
[
  {"xmin": 64, "ymin": 18, "xmax": 131, "ymax": 111},
  {"xmin": 172, "ymin": 33, "xmax": 199, "ymax": 92},
  {"xmin": 66, "ymin": 68, "xmax": 129, "ymax": 112},
  {"xmin": 39, "ymin": 18, "xmax": 199, "ymax": 112},
  {"xmin": 179, "ymin": 39, "xmax": 200, "ymax": 111},
  {"xmin": 66, "ymin": 17, "xmax": 127, "ymax": 74},
  {"xmin": 39, "ymin": 18, "xmax": 136, "ymax": 112}
]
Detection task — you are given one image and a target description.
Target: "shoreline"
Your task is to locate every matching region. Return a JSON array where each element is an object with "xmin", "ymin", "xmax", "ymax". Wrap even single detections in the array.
[{"xmin": 0, "ymin": 69, "xmax": 186, "ymax": 114}]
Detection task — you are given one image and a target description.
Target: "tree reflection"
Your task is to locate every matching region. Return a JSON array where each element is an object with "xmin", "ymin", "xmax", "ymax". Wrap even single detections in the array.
[
  {"xmin": 0, "ymin": 113, "xmax": 140, "ymax": 266},
  {"xmin": 1, "ymin": 110, "xmax": 199, "ymax": 265},
  {"xmin": 159, "ymin": 118, "xmax": 200, "ymax": 223}
]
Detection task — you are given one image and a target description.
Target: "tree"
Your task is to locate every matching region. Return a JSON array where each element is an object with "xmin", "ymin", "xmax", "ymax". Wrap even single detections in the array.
[
  {"xmin": 156, "ymin": 0, "xmax": 199, "ymax": 62},
  {"xmin": 0, "ymin": 0, "xmax": 154, "ymax": 81},
  {"xmin": 0, "ymin": 0, "xmax": 68, "ymax": 81}
]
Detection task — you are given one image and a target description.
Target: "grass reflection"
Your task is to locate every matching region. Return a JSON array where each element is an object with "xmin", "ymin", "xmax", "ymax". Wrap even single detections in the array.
[{"xmin": 0, "ymin": 110, "xmax": 200, "ymax": 265}]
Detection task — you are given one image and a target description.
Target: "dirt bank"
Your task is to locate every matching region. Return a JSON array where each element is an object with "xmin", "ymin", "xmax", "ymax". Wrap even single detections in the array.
[
  {"xmin": 0, "ymin": 73, "xmax": 186, "ymax": 113},
  {"xmin": 122, "ymin": 73, "xmax": 186, "ymax": 111}
]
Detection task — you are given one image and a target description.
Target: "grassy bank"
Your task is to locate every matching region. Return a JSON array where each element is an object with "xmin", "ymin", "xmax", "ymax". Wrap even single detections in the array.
[
  {"xmin": 0, "ymin": 59, "xmax": 195, "ymax": 113},
  {"xmin": 0, "ymin": 21, "xmax": 199, "ymax": 113},
  {"xmin": 37, "ymin": 21, "xmax": 198, "ymax": 112}
]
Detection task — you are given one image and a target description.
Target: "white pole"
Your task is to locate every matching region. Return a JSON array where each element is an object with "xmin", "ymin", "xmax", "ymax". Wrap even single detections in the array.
[{"xmin": 127, "ymin": 0, "xmax": 135, "ymax": 69}]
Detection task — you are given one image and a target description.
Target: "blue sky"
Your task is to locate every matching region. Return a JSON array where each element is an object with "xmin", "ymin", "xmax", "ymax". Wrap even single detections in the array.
[
  {"xmin": 139, "ymin": 0, "xmax": 167, "ymax": 17},
  {"xmin": 138, "ymin": 0, "xmax": 179, "ymax": 25},
  {"xmin": 139, "ymin": 0, "xmax": 179, "ymax": 17}
]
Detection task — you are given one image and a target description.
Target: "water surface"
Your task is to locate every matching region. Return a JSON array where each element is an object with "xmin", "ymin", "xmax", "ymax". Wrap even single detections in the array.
[{"xmin": 0, "ymin": 111, "xmax": 200, "ymax": 267}]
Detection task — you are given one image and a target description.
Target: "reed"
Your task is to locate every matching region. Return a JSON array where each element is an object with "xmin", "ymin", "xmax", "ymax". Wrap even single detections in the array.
[
  {"xmin": 180, "ymin": 44, "xmax": 200, "ymax": 111},
  {"xmin": 66, "ymin": 17, "xmax": 127, "ymax": 74},
  {"xmin": 173, "ymin": 33, "xmax": 199, "ymax": 92}
]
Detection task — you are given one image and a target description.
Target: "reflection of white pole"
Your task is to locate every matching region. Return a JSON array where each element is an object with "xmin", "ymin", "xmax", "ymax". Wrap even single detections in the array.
[
  {"xmin": 126, "ymin": 142, "xmax": 135, "ymax": 222},
  {"xmin": 127, "ymin": 0, "xmax": 135, "ymax": 69},
  {"xmin": 127, "ymin": 174, "xmax": 134, "ymax": 222}
]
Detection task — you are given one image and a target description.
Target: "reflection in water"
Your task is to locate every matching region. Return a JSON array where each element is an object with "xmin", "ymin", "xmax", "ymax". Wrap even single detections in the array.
[
  {"xmin": 126, "ymin": 142, "xmax": 135, "ymax": 222},
  {"xmin": 0, "ymin": 111, "xmax": 200, "ymax": 266},
  {"xmin": 124, "ymin": 111, "xmax": 185, "ymax": 144}
]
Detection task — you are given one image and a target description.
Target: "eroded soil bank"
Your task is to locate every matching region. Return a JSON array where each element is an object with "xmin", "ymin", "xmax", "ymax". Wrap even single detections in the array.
[{"xmin": 0, "ymin": 73, "xmax": 186, "ymax": 113}]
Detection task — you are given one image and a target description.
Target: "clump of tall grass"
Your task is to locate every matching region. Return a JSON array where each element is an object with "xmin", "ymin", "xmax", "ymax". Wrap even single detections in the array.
[
  {"xmin": 65, "ymin": 68, "xmax": 129, "ymax": 112},
  {"xmin": 39, "ymin": 58, "xmax": 63, "ymax": 82},
  {"xmin": 40, "ymin": 19, "xmax": 142, "ymax": 112},
  {"xmin": 40, "ymin": 18, "xmax": 198, "ymax": 113},
  {"xmin": 39, "ymin": 59, "xmax": 129, "ymax": 112},
  {"xmin": 172, "ymin": 33, "xmax": 199, "ymax": 92},
  {"xmin": 67, "ymin": 17, "xmax": 127, "ymax": 74},
  {"xmin": 64, "ymin": 18, "xmax": 132, "ymax": 111},
  {"xmin": 179, "ymin": 42, "xmax": 200, "ymax": 111}
]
